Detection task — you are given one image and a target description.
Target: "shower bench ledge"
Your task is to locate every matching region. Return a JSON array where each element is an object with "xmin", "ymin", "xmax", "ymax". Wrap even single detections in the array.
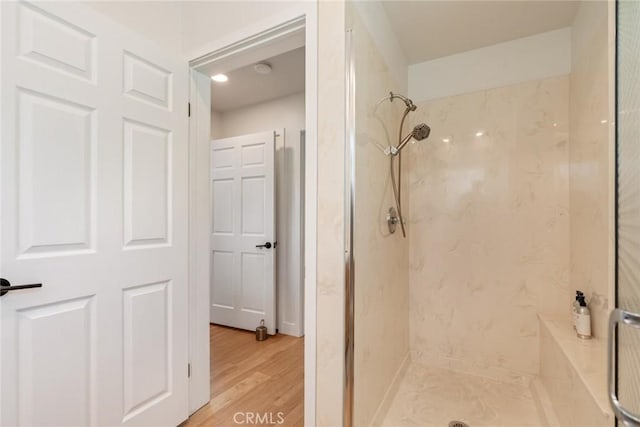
[{"xmin": 537, "ymin": 314, "xmax": 612, "ymax": 424}]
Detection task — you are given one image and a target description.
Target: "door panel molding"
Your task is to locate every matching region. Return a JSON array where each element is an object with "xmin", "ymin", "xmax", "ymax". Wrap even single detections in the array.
[{"xmin": 1, "ymin": 2, "xmax": 189, "ymax": 426}]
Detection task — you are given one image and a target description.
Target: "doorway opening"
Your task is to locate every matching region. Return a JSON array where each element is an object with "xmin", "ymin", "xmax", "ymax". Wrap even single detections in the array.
[
  {"xmin": 184, "ymin": 15, "xmax": 314, "ymax": 426},
  {"xmin": 209, "ymin": 46, "xmax": 305, "ymax": 339}
]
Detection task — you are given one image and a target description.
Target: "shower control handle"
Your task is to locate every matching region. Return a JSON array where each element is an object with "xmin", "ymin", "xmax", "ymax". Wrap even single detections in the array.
[{"xmin": 387, "ymin": 207, "xmax": 400, "ymax": 234}]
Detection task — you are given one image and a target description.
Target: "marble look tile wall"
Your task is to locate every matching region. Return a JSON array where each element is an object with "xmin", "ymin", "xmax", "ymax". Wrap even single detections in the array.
[
  {"xmin": 316, "ymin": 1, "xmax": 346, "ymax": 425},
  {"xmin": 348, "ymin": 5, "xmax": 410, "ymax": 426},
  {"xmin": 535, "ymin": 3, "xmax": 615, "ymax": 423},
  {"xmin": 407, "ymin": 76, "xmax": 571, "ymax": 384},
  {"xmin": 569, "ymin": 0, "xmax": 614, "ymax": 343}
]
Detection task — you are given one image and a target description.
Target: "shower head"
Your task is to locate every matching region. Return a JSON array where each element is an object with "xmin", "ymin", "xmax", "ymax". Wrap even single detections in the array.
[
  {"xmin": 412, "ymin": 123, "xmax": 431, "ymax": 141},
  {"xmin": 395, "ymin": 123, "xmax": 431, "ymax": 153}
]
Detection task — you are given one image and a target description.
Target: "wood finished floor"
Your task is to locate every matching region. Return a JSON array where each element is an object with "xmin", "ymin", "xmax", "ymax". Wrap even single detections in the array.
[{"xmin": 181, "ymin": 324, "xmax": 304, "ymax": 427}]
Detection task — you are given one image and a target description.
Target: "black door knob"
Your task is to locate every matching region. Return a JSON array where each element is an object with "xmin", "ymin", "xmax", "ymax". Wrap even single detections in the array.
[
  {"xmin": 255, "ymin": 242, "xmax": 272, "ymax": 249},
  {"xmin": 0, "ymin": 278, "xmax": 43, "ymax": 297}
]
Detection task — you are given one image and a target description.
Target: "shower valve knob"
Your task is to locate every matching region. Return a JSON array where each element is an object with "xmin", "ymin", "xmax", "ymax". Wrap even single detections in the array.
[{"xmin": 387, "ymin": 207, "xmax": 400, "ymax": 234}]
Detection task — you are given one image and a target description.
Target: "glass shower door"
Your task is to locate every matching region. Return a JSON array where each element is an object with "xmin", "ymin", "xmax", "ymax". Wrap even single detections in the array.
[
  {"xmin": 345, "ymin": 3, "xmax": 412, "ymax": 426},
  {"xmin": 613, "ymin": 1, "xmax": 640, "ymax": 424}
]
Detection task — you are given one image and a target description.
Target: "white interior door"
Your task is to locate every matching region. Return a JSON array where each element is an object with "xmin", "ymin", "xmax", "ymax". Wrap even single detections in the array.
[
  {"xmin": 0, "ymin": 2, "xmax": 189, "ymax": 426},
  {"xmin": 210, "ymin": 131, "xmax": 277, "ymax": 334}
]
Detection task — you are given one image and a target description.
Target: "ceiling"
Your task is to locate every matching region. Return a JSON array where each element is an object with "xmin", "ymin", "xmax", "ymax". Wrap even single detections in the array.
[
  {"xmin": 211, "ymin": 47, "xmax": 305, "ymax": 113},
  {"xmin": 381, "ymin": 1, "xmax": 580, "ymax": 64}
]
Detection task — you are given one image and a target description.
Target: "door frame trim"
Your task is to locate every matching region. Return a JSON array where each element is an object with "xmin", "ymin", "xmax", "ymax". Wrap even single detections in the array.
[{"xmin": 186, "ymin": 6, "xmax": 318, "ymax": 425}]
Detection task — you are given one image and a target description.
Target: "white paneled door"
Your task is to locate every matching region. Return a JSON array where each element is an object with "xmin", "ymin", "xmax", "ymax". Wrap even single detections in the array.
[
  {"xmin": 210, "ymin": 131, "xmax": 277, "ymax": 334},
  {"xmin": 0, "ymin": 2, "xmax": 189, "ymax": 426}
]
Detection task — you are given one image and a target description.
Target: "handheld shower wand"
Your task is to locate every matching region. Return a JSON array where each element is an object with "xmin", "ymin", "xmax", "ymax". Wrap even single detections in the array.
[
  {"xmin": 387, "ymin": 123, "xmax": 431, "ymax": 156},
  {"xmin": 388, "ymin": 122, "xmax": 431, "ymax": 238},
  {"xmin": 381, "ymin": 91, "xmax": 431, "ymax": 238}
]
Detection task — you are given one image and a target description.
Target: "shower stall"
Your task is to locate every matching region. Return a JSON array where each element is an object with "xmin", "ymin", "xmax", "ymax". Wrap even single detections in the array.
[{"xmin": 344, "ymin": 1, "xmax": 638, "ymax": 426}]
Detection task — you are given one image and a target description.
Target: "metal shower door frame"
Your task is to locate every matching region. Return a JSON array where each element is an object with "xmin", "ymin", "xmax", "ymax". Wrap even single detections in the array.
[{"xmin": 344, "ymin": 26, "xmax": 356, "ymax": 427}]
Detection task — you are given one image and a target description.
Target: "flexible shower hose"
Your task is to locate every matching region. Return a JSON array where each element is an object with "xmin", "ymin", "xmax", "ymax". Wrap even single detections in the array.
[
  {"xmin": 390, "ymin": 153, "xmax": 406, "ymax": 238},
  {"xmin": 390, "ymin": 108, "xmax": 410, "ymax": 238}
]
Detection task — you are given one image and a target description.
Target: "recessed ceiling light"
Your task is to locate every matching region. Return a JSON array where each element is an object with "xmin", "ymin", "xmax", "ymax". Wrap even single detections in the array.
[
  {"xmin": 211, "ymin": 74, "xmax": 228, "ymax": 83},
  {"xmin": 475, "ymin": 131, "xmax": 484, "ymax": 137},
  {"xmin": 254, "ymin": 62, "xmax": 272, "ymax": 75},
  {"xmin": 442, "ymin": 137, "xmax": 451, "ymax": 143}
]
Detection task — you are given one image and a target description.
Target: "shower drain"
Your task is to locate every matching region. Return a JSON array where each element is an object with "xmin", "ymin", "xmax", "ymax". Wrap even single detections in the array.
[{"xmin": 448, "ymin": 422, "xmax": 469, "ymax": 427}]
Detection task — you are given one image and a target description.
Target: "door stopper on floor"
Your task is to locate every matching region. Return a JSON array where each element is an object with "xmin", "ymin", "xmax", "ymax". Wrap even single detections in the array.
[{"xmin": 256, "ymin": 319, "xmax": 268, "ymax": 341}]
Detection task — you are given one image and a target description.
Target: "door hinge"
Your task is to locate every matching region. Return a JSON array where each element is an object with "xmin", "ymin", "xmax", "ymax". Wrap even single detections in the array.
[
  {"xmin": 188, "ymin": 102, "xmax": 191, "ymax": 117},
  {"xmin": 188, "ymin": 363, "xmax": 191, "ymax": 378}
]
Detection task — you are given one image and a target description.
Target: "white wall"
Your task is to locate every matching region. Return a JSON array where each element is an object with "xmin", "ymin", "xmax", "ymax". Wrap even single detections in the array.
[
  {"xmin": 213, "ymin": 92, "xmax": 305, "ymax": 139},
  {"xmin": 210, "ymin": 110, "xmax": 224, "ymax": 140},
  {"xmin": 409, "ymin": 28, "xmax": 572, "ymax": 102},
  {"xmin": 181, "ymin": 1, "xmax": 308, "ymax": 59},
  {"xmin": 85, "ymin": 1, "xmax": 183, "ymax": 54},
  {"xmin": 87, "ymin": 1, "xmax": 309, "ymax": 61},
  {"xmin": 212, "ymin": 92, "xmax": 306, "ymax": 337}
]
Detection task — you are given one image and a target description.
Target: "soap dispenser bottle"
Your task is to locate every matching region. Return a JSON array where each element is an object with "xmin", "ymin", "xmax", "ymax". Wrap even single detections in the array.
[
  {"xmin": 572, "ymin": 290, "xmax": 584, "ymax": 330},
  {"xmin": 575, "ymin": 295, "xmax": 592, "ymax": 339}
]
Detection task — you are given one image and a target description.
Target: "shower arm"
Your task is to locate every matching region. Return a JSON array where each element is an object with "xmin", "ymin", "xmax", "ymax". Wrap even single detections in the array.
[{"xmin": 388, "ymin": 92, "xmax": 416, "ymax": 112}]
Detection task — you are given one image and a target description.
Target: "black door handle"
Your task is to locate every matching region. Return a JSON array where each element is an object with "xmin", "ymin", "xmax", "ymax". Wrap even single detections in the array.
[
  {"xmin": 0, "ymin": 278, "xmax": 42, "ymax": 297},
  {"xmin": 256, "ymin": 242, "xmax": 272, "ymax": 249}
]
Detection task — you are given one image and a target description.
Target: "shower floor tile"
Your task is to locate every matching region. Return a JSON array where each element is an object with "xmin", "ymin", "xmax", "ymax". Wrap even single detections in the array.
[{"xmin": 381, "ymin": 363, "xmax": 542, "ymax": 427}]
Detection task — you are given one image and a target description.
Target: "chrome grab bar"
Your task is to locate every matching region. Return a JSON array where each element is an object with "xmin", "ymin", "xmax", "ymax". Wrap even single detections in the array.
[{"xmin": 609, "ymin": 308, "xmax": 640, "ymax": 426}]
